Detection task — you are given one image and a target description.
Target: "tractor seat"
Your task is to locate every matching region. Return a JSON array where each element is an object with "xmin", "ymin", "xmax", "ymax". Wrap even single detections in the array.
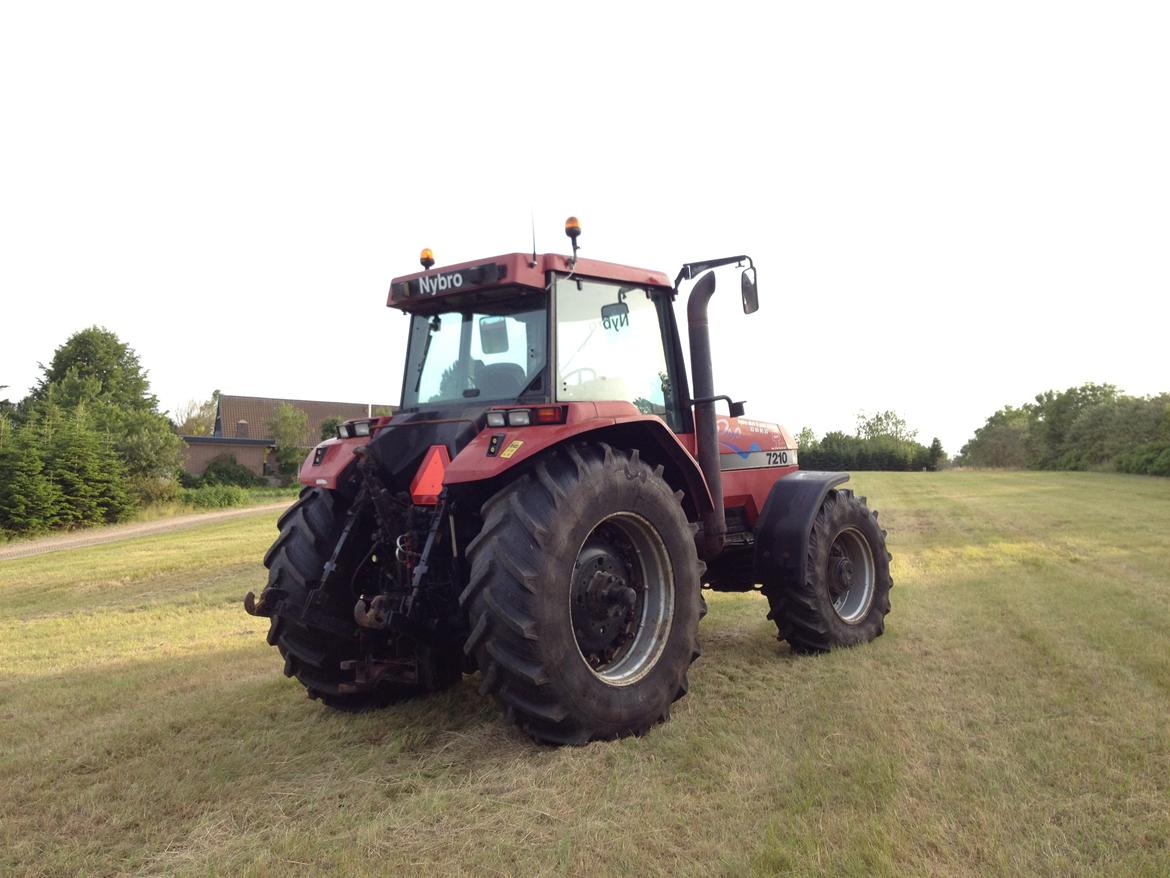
[{"xmin": 475, "ymin": 362, "xmax": 526, "ymax": 399}]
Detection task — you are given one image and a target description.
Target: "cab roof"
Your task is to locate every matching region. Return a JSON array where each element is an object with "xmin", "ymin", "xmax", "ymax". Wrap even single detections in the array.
[{"xmin": 388, "ymin": 252, "xmax": 673, "ymax": 310}]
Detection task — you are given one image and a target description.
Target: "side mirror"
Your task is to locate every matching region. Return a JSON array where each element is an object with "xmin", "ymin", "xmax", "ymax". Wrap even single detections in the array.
[
  {"xmin": 600, "ymin": 301, "xmax": 630, "ymax": 331},
  {"xmin": 741, "ymin": 267, "xmax": 759, "ymax": 314},
  {"xmin": 479, "ymin": 316, "xmax": 509, "ymax": 354}
]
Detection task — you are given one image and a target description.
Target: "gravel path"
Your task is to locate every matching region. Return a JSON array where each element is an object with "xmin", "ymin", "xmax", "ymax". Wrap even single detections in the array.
[{"xmin": 0, "ymin": 502, "xmax": 289, "ymax": 562}]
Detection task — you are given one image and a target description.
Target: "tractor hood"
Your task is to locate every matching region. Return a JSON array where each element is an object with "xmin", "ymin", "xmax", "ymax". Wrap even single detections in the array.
[{"xmin": 364, "ymin": 406, "xmax": 488, "ymax": 491}]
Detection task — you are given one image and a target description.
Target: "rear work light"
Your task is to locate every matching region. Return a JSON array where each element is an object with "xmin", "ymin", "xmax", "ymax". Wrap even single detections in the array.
[
  {"xmin": 337, "ymin": 419, "xmax": 375, "ymax": 439},
  {"xmin": 486, "ymin": 407, "xmax": 567, "ymax": 428}
]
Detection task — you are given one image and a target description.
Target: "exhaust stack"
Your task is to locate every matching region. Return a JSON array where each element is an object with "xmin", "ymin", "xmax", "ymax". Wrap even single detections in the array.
[{"xmin": 686, "ymin": 271, "xmax": 726, "ymax": 560}]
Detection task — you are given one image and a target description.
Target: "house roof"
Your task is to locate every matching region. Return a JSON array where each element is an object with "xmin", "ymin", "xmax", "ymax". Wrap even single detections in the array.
[{"xmin": 213, "ymin": 395, "xmax": 395, "ymax": 446}]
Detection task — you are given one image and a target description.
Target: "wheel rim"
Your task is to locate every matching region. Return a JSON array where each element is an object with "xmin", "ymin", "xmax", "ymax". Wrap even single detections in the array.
[
  {"xmin": 827, "ymin": 527, "xmax": 875, "ymax": 624},
  {"xmin": 570, "ymin": 512, "xmax": 674, "ymax": 686}
]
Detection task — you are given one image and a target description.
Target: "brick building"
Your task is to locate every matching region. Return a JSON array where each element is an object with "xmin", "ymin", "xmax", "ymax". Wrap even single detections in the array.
[{"xmin": 182, "ymin": 394, "xmax": 394, "ymax": 477}]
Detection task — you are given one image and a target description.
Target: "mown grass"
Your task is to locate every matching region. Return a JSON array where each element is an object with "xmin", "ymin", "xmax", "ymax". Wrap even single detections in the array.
[{"xmin": 2, "ymin": 472, "xmax": 1168, "ymax": 877}]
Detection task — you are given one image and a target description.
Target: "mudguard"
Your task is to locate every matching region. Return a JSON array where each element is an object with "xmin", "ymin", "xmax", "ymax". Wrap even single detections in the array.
[
  {"xmin": 444, "ymin": 408, "xmax": 714, "ymax": 521},
  {"xmin": 752, "ymin": 471, "xmax": 850, "ymax": 588}
]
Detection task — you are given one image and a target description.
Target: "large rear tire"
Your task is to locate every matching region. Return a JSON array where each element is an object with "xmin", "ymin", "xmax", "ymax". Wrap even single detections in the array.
[
  {"xmin": 762, "ymin": 489, "xmax": 892, "ymax": 653},
  {"xmin": 260, "ymin": 487, "xmax": 461, "ymax": 709},
  {"xmin": 461, "ymin": 443, "xmax": 703, "ymax": 745}
]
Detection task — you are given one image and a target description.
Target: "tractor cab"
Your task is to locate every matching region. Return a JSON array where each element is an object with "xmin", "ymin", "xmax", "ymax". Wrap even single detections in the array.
[{"xmin": 389, "ymin": 247, "xmax": 690, "ymax": 433}]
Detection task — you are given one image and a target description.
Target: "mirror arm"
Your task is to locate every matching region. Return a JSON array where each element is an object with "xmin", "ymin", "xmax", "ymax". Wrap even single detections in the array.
[
  {"xmin": 692, "ymin": 394, "xmax": 746, "ymax": 419},
  {"xmin": 674, "ymin": 255, "xmax": 753, "ymax": 289}
]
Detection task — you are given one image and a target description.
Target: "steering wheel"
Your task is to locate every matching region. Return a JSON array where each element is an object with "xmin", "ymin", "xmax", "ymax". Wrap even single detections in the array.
[{"xmin": 561, "ymin": 368, "xmax": 597, "ymax": 386}]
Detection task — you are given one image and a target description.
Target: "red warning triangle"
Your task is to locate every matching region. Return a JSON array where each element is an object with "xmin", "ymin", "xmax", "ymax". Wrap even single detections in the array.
[{"xmin": 410, "ymin": 445, "xmax": 451, "ymax": 506}]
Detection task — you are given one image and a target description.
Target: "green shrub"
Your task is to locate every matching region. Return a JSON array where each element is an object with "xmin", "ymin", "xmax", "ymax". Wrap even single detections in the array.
[
  {"xmin": 200, "ymin": 454, "xmax": 265, "ymax": 487},
  {"xmin": 1115, "ymin": 441, "xmax": 1170, "ymax": 477},
  {"xmin": 131, "ymin": 476, "xmax": 179, "ymax": 506},
  {"xmin": 179, "ymin": 484, "xmax": 249, "ymax": 509}
]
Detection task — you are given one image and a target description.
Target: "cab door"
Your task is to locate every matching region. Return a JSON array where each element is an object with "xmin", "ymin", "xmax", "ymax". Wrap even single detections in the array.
[{"xmin": 552, "ymin": 275, "xmax": 686, "ymax": 430}]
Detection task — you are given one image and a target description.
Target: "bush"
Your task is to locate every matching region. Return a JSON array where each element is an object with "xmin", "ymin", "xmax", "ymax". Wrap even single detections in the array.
[
  {"xmin": 131, "ymin": 476, "xmax": 179, "ymax": 506},
  {"xmin": 200, "ymin": 454, "xmax": 265, "ymax": 488},
  {"xmin": 1115, "ymin": 441, "xmax": 1170, "ymax": 477},
  {"xmin": 179, "ymin": 484, "xmax": 249, "ymax": 509}
]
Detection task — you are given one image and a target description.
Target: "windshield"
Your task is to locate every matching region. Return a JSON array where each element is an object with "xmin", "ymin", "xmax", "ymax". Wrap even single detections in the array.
[{"xmin": 401, "ymin": 299, "xmax": 549, "ymax": 408}]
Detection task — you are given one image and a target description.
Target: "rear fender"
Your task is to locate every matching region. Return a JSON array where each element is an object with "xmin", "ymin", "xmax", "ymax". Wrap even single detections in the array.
[
  {"xmin": 444, "ymin": 408, "xmax": 713, "ymax": 521},
  {"xmin": 752, "ymin": 471, "xmax": 850, "ymax": 587},
  {"xmin": 298, "ymin": 436, "xmax": 368, "ymax": 495}
]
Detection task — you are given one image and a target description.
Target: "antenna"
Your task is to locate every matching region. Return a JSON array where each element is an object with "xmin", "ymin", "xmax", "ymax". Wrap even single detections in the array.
[{"xmin": 529, "ymin": 210, "xmax": 537, "ymax": 267}]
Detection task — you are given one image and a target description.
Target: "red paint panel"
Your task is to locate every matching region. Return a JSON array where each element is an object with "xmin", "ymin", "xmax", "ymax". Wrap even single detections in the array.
[
  {"xmin": 444, "ymin": 402, "xmax": 712, "ymax": 513},
  {"xmin": 297, "ymin": 415, "xmax": 396, "ymax": 489},
  {"xmin": 443, "ymin": 402, "xmax": 630, "ymax": 484},
  {"xmin": 298, "ymin": 436, "xmax": 367, "ymax": 489},
  {"xmin": 677, "ymin": 419, "xmax": 800, "ymax": 526},
  {"xmin": 723, "ymin": 466, "xmax": 799, "ymax": 525}
]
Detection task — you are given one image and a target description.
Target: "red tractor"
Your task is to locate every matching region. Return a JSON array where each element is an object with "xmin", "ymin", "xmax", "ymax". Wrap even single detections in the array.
[{"xmin": 245, "ymin": 219, "xmax": 892, "ymax": 745}]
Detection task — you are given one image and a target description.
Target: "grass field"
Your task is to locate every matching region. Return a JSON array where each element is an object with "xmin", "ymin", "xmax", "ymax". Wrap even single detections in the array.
[{"xmin": 2, "ymin": 471, "xmax": 1168, "ymax": 877}]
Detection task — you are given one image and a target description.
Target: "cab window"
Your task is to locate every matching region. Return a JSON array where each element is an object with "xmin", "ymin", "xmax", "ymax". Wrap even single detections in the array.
[{"xmin": 554, "ymin": 276, "xmax": 681, "ymax": 429}]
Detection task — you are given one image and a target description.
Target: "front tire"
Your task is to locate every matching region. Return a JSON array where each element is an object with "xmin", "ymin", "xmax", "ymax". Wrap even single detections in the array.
[
  {"xmin": 461, "ymin": 443, "xmax": 703, "ymax": 745},
  {"xmin": 762, "ymin": 489, "xmax": 892, "ymax": 653}
]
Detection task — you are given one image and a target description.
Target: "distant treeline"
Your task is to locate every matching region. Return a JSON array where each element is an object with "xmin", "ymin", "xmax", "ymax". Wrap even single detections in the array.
[
  {"xmin": 956, "ymin": 384, "xmax": 1170, "ymax": 476},
  {"xmin": 797, "ymin": 411, "xmax": 946, "ymax": 472}
]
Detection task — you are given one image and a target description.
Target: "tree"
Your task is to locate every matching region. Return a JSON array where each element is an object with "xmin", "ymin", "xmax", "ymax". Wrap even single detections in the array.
[
  {"xmin": 319, "ymin": 416, "xmax": 344, "ymax": 442},
  {"xmin": 43, "ymin": 406, "xmax": 130, "ymax": 527},
  {"xmin": 174, "ymin": 391, "xmax": 219, "ymax": 436},
  {"xmin": 0, "ymin": 415, "xmax": 62, "ymax": 532},
  {"xmin": 114, "ymin": 408, "xmax": 185, "ymax": 483},
  {"xmin": 795, "ymin": 427, "xmax": 818, "ymax": 449},
  {"xmin": 957, "ymin": 405, "xmax": 1031, "ymax": 468},
  {"xmin": 1059, "ymin": 393, "xmax": 1170, "ymax": 470},
  {"xmin": 856, "ymin": 410, "xmax": 917, "ymax": 443},
  {"xmin": 927, "ymin": 437, "xmax": 946, "ymax": 471},
  {"xmin": 28, "ymin": 326, "xmax": 157, "ymax": 413},
  {"xmin": 1026, "ymin": 383, "xmax": 1118, "ymax": 469},
  {"xmin": 270, "ymin": 403, "xmax": 309, "ymax": 479},
  {"xmin": 20, "ymin": 328, "xmax": 183, "ymax": 496}
]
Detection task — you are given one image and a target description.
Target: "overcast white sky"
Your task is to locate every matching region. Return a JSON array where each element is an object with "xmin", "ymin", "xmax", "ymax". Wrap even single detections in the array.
[{"xmin": 2, "ymin": 2, "xmax": 1167, "ymax": 454}]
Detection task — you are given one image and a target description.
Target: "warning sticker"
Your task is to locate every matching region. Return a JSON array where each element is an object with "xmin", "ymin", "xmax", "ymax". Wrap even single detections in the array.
[{"xmin": 499, "ymin": 440, "xmax": 524, "ymax": 460}]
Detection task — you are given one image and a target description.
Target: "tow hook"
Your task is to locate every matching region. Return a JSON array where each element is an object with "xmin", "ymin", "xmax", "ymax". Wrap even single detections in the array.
[{"xmin": 243, "ymin": 590, "xmax": 270, "ymax": 617}]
